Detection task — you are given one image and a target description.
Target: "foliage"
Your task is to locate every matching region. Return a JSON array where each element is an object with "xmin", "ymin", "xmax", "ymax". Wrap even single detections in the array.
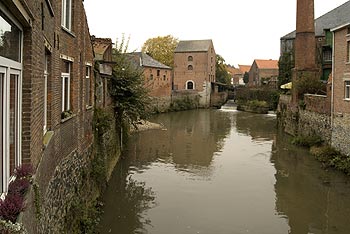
[
  {"xmin": 235, "ymin": 87, "xmax": 280, "ymax": 110},
  {"xmin": 243, "ymin": 72, "xmax": 249, "ymax": 84},
  {"xmin": 0, "ymin": 220, "xmax": 27, "ymax": 234},
  {"xmin": 90, "ymin": 153, "xmax": 107, "ymax": 192},
  {"xmin": 291, "ymin": 135, "xmax": 323, "ymax": 148},
  {"xmin": 141, "ymin": 35, "xmax": 178, "ymax": 68},
  {"xmin": 294, "ymin": 72, "xmax": 326, "ymax": 99},
  {"xmin": 278, "ymin": 52, "xmax": 294, "ymax": 88},
  {"xmin": 311, "ymin": 145, "xmax": 350, "ymax": 175},
  {"xmin": 170, "ymin": 96, "xmax": 199, "ymax": 111},
  {"xmin": 215, "ymin": 54, "xmax": 231, "ymax": 85},
  {"xmin": 93, "ymin": 108, "xmax": 113, "ymax": 137},
  {"xmin": 110, "ymin": 36, "xmax": 151, "ymax": 128},
  {"xmin": 0, "ymin": 194, "xmax": 24, "ymax": 223},
  {"xmin": 13, "ymin": 164, "xmax": 33, "ymax": 179},
  {"xmin": 8, "ymin": 179, "xmax": 30, "ymax": 197}
]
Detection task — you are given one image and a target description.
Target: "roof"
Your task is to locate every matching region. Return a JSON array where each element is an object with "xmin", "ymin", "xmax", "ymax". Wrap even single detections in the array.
[
  {"xmin": 92, "ymin": 38, "xmax": 112, "ymax": 60},
  {"xmin": 226, "ymin": 66, "xmax": 242, "ymax": 76},
  {"xmin": 281, "ymin": 1, "xmax": 350, "ymax": 39},
  {"xmin": 238, "ymin": 65, "xmax": 251, "ymax": 73},
  {"xmin": 175, "ymin": 39, "xmax": 213, "ymax": 53},
  {"xmin": 129, "ymin": 52, "xmax": 171, "ymax": 69},
  {"xmin": 254, "ymin": 59, "xmax": 279, "ymax": 69}
]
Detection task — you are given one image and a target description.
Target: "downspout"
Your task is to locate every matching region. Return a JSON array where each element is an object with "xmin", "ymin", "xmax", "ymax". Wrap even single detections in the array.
[{"xmin": 331, "ymin": 31, "xmax": 335, "ymax": 139}]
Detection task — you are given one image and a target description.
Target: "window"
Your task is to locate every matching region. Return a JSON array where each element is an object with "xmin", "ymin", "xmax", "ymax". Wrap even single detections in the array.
[
  {"xmin": 61, "ymin": 0, "xmax": 72, "ymax": 31},
  {"xmin": 188, "ymin": 65, "xmax": 193, "ymax": 70},
  {"xmin": 61, "ymin": 61, "xmax": 71, "ymax": 113},
  {"xmin": 0, "ymin": 7, "xmax": 22, "ymax": 194},
  {"xmin": 43, "ymin": 53, "xmax": 49, "ymax": 133},
  {"xmin": 150, "ymin": 74, "xmax": 153, "ymax": 80},
  {"xmin": 157, "ymin": 70, "xmax": 160, "ymax": 77},
  {"xmin": 85, "ymin": 66, "xmax": 92, "ymax": 107},
  {"xmin": 186, "ymin": 81, "xmax": 194, "ymax": 90},
  {"xmin": 163, "ymin": 75, "xmax": 166, "ymax": 81},
  {"xmin": 323, "ymin": 49, "xmax": 332, "ymax": 62},
  {"xmin": 345, "ymin": 81, "xmax": 350, "ymax": 100},
  {"xmin": 188, "ymin": 56, "xmax": 193, "ymax": 61},
  {"xmin": 347, "ymin": 41, "xmax": 350, "ymax": 63}
]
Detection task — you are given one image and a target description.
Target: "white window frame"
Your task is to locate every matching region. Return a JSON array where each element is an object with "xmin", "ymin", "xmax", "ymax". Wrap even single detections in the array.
[
  {"xmin": 61, "ymin": 61, "xmax": 71, "ymax": 112},
  {"xmin": 43, "ymin": 54, "xmax": 48, "ymax": 134},
  {"xmin": 186, "ymin": 80, "xmax": 195, "ymax": 90},
  {"xmin": 61, "ymin": 0, "xmax": 72, "ymax": 31},
  {"xmin": 345, "ymin": 80, "xmax": 350, "ymax": 100},
  {"xmin": 85, "ymin": 65, "xmax": 92, "ymax": 107},
  {"xmin": 0, "ymin": 5, "xmax": 23, "ymax": 194}
]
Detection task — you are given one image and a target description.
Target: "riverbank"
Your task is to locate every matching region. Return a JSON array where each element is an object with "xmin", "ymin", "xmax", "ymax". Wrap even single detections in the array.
[{"xmin": 130, "ymin": 120, "xmax": 164, "ymax": 133}]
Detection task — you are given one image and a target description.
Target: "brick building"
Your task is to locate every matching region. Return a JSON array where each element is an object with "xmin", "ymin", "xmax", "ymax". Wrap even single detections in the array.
[
  {"xmin": 128, "ymin": 52, "xmax": 172, "ymax": 97},
  {"xmin": 248, "ymin": 59, "xmax": 279, "ymax": 88},
  {"xmin": 0, "ymin": 0, "xmax": 94, "ymax": 229},
  {"xmin": 330, "ymin": 23, "xmax": 350, "ymax": 156}
]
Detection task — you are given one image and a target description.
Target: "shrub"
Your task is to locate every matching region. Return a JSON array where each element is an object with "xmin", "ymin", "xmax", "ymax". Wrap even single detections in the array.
[
  {"xmin": 291, "ymin": 135, "xmax": 323, "ymax": 147},
  {"xmin": 8, "ymin": 179, "xmax": 30, "ymax": 196},
  {"xmin": 14, "ymin": 164, "xmax": 33, "ymax": 179},
  {"xmin": 0, "ymin": 194, "xmax": 25, "ymax": 223}
]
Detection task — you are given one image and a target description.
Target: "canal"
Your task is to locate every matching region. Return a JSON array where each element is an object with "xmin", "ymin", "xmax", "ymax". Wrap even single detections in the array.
[{"xmin": 97, "ymin": 109, "xmax": 350, "ymax": 234}]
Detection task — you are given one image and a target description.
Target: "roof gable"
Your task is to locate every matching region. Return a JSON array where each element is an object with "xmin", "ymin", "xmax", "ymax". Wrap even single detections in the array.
[
  {"xmin": 175, "ymin": 39, "xmax": 213, "ymax": 53},
  {"xmin": 254, "ymin": 59, "xmax": 279, "ymax": 69},
  {"xmin": 130, "ymin": 52, "xmax": 171, "ymax": 70}
]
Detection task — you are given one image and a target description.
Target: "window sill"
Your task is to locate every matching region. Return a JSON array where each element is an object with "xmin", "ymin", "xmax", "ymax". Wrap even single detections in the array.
[
  {"xmin": 61, "ymin": 26, "xmax": 76, "ymax": 38},
  {"xmin": 343, "ymin": 98, "xmax": 350, "ymax": 102},
  {"xmin": 43, "ymin": 130, "xmax": 54, "ymax": 149},
  {"xmin": 61, "ymin": 113, "xmax": 76, "ymax": 123}
]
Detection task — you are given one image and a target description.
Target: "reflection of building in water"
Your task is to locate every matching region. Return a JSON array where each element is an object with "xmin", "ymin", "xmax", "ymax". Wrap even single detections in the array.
[
  {"xmin": 235, "ymin": 112, "xmax": 276, "ymax": 141},
  {"xmin": 272, "ymin": 131, "xmax": 350, "ymax": 234},
  {"xmin": 126, "ymin": 110, "xmax": 232, "ymax": 172}
]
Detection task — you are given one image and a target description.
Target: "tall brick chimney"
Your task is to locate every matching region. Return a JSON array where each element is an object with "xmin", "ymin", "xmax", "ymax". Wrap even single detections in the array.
[{"xmin": 295, "ymin": 0, "xmax": 316, "ymax": 70}]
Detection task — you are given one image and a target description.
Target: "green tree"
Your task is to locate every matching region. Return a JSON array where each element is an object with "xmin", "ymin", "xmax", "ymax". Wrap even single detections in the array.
[
  {"xmin": 278, "ymin": 52, "xmax": 295, "ymax": 88},
  {"xmin": 141, "ymin": 35, "xmax": 179, "ymax": 67},
  {"xmin": 109, "ymin": 36, "xmax": 151, "ymax": 128},
  {"xmin": 215, "ymin": 54, "xmax": 231, "ymax": 85},
  {"xmin": 243, "ymin": 72, "xmax": 249, "ymax": 84}
]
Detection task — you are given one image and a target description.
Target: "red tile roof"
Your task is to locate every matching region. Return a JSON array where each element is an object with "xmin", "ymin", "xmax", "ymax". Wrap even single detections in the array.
[
  {"xmin": 254, "ymin": 59, "xmax": 279, "ymax": 69},
  {"xmin": 238, "ymin": 65, "xmax": 251, "ymax": 73}
]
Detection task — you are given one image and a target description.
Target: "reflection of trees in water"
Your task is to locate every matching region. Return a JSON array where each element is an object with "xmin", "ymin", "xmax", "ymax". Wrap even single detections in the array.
[
  {"xmin": 235, "ymin": 111, "xmax": 276, "ymax": 141},
  {"xmin": 98, "ymin": 161, "xmax": 156, "ymax": 233},
  {"xmin": 272, "ymin": 131, "xmax": 350, "ymax": 234},
  {"xmin": 126, "ymin": 110, "xmax": 232, "ymax": 172}
]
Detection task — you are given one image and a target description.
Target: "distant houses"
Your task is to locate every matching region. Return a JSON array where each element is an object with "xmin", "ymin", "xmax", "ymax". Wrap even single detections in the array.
[{"xmin": 248, "ymin": 59, "xmax": 279, "ymax": 88}]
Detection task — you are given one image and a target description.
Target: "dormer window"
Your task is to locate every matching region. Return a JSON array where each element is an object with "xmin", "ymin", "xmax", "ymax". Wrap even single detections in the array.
[{"xmin": 61, "ymin": 0, "xmax": 72, "ymax": 31}]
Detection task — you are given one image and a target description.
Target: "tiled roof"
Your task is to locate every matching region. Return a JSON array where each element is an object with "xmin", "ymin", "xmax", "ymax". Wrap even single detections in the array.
[
  {"xmin": 92, "ymin": 38, "xmax": 112, "ymax": 60},
  {"xmin": 226, "ymin": 66, "xmax": 242, "ymax": 75},
  {"xmin": 129, "ymin": 52, "xmax": 171, "ymax": 69},
  {"xmin": 282, "ymin": 1, "xmax": 350, "ymax": 39},
  {"xmin": 238, "ymin": 65, "xmax": 251, "ymax": 73},
  {"xmin": 175, "ymin": 39, "xmax": 213, "ymax": 52},
  {"xmin": 255, "ymin": 59, "xmax": 279, "ymax": 69}
]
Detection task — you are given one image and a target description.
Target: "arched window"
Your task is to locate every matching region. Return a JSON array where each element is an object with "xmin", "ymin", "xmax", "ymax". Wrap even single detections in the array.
[
  {"xmin": 188, "ymin": 65, "xmax": 193, "ymax": 70},
  {"xmin": 186, "ymin": 81, "xmax": 194, "ymax": 90},
  {"xmin": 188, "ymin": 56, "xmax": 193, "ymax": 61}
]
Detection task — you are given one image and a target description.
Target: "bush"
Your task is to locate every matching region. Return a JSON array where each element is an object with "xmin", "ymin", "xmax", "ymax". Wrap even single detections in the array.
[
  {"xmin": 8, "ymin": 179, "xmax": 30, "ymax": 196},
  {"xmin": 235, "ymin": 87, "xmax": 280, "ymax": 110},
  {"xmin": 0, "ymin": 194, "xmax": 25, "ymax": 223},
  {"xmin": 291, "ymin": 135, "xmax": 323, "ymax": 147},
  {"xmin": 14, "ymin": 164, "xmax": 33, "ymax": 178}
]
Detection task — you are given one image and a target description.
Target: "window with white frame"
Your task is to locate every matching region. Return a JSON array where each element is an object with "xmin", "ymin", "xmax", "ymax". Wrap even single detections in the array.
[
  {"xmin": 0, "ymin": 7, "xmax": 22, "ymax": 194},
  {"xmin": 345, "ymin": 81, "xmax": 350, "ymax": 100},
  {"xmin": 347, "ymin": 41, "xmax": 350, "ymax": 63},
  {"xmin": 186, "ymin": 80, "xmax": 194, "ymax": 90},
  {"xmin": 61, "ymin": 60, "xmax": 71, "ymax": 113},
  {"xmin": 44, "ymin": 53, "xmax": 49, "ymax": 133},
  {"xmin": 61, "ymin": 0, "xmax": 72, "ymax": 31},
  {"xmin": 85, "ymin": 65, "xmax": 92, "ymax": 107}
]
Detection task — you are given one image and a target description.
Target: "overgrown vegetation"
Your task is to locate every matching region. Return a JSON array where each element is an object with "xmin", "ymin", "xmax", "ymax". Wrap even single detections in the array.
[
  {"xmin": 278, "ymin": 52, "xmax": 294, "ymax": 88},
  {"xmin": 235, "ymin": 87, "xmax": 280, "ymax": 111},
  {"xmin": 294, "ymin": 72, "xmax": 326, "ymax": 100},
  {"xmin": 291, "ymin": 135, "xmax": 323, "ymax": 147},
  {"xmin": 169, "ymin": 96, "xmax": 199, "ymax": 111},
  {"xmin": 215, "ymin": 54, "xmax": 231, "ymax": 85}
]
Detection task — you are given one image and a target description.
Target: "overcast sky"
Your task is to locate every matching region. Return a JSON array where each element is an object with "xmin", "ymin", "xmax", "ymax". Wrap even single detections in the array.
[{"xmin": 84, "ymin": 0, "xmax": 349, "ymax": 67}]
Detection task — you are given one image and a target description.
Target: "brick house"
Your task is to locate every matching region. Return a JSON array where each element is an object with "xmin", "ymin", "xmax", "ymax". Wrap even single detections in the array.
[
  {"xmin": 173, "ymin": 39, "xmax": 216, "ymax": 107},
  {"xmin": 128, "ymin": 52, "xmax": 172, "ymax": 97},
  {"xmin": 0, "ymin": 0, "xmax": 94, "ymax": 225},
  {"xmin": 330, "ymin": 23, "xmax": 350, "ymax": 156},
  {"xmin": 248, "ymin": 59, "xmax": 279, "ymax": 88},
  {"xmin": 280, "ymin": 1, "xmax": 350, "ymax": 81}
]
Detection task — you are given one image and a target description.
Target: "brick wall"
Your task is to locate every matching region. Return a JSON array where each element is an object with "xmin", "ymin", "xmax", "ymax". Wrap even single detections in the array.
[{"xmin": 143, "ymin": 67, "xmax": 172, "ymax": 97}]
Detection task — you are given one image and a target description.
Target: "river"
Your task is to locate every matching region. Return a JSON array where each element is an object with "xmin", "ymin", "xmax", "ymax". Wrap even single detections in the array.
[{"xmin": 97, "ymin": 109, "xmax": 350, "ymax": 234}]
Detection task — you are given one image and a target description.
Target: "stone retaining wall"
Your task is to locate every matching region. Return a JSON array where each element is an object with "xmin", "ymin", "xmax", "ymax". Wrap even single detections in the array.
[{"xmin": 332, "ymin": 114, "xmax": 350, "ymax": 156}]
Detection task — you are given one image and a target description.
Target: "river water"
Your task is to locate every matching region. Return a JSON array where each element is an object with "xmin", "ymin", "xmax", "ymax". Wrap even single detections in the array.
[{"xmin": 97, "ymin": 109, "xmax": 350, "ymax": 234}]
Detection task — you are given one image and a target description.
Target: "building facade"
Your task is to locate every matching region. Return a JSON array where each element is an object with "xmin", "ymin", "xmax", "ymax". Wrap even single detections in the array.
[
  {"xmin": 1, "ymin": 0, "xmax": 94, "ymax": 231},
  {"xmin": 331, "ymin": 23, "xmax": 350, "ymax": 156},
  {"xmin": 248, "ymin": 59, "xmax": 279, "ymax": 88}
]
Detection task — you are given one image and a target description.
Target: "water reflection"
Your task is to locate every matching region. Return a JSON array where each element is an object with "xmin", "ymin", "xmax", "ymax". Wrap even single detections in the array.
[{"xmin": 272, "ymin": 131, "xmax": 350, "ymax": 234}]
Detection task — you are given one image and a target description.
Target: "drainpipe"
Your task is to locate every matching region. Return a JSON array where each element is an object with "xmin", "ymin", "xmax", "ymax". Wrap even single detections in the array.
[{"xmin": 331, "ymin": 31, "xmax": 335, "ymax": 136}]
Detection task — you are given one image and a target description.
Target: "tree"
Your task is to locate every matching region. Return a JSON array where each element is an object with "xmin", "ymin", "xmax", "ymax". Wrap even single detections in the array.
[
  {"xmin": 141, "ymin": 35, "xmax": 179, "ymax": 67},
  {"xmin": 109, "ymin": 36, "xmax": 151, "ymax": 128},
  {"xmin": 278, "ymin": 52, "xmax": 295, "ymax": 88},
  {"xmin": 215, "ymin": 54, "xmax": 231, "ymax": 85},
  {"xmin": 243, "ymin": 72, "xmax": 249, "ymax": 84}
]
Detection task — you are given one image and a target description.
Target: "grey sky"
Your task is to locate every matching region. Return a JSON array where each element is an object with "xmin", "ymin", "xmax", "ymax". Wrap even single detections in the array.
[{"xmin": 84, "ymin": 0, "xmax": 349, "ymax": 67}]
